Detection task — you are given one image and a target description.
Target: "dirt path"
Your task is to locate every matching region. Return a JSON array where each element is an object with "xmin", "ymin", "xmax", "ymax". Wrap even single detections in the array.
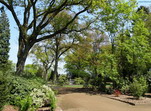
[{"xmin": 57, "ymin": 88, "xmax": 151, "ymax": 111}]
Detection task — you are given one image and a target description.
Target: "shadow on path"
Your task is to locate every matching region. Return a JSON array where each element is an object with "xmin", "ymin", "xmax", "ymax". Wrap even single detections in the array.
[{"xmin": 56, "ymin": 87, "xmax": 102, "ymax": 95}]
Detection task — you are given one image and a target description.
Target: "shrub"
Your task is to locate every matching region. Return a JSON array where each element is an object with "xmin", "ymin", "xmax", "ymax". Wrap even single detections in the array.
[
  {"xmin": 114, "ymin": 90, "xmax": 121, "ymax": 97},
  {"xmin": 58, "ymin": 75, "xmax": 69, "ymax": 86},
  {"xmin": 74, "ymin": 77, "xmax": 85, "ymax": 85},
  {"xmin": 29, "ymin": 85, "xmax": 56, "ymax": 111},
  {"xmin": 121, "ymin": 84, "xmax": 130, "ymax": 94},
  {"xmin": 14, "ymin": 85, "xmax": 56, "ymax": 111},
  {"xmin": 105, "ymin": 87, "xmax": 113, "ymax": 94},
  {"xmin": 8, "ymin": 75, "xmax": 45, "ymax": 105},
  {"xmin": 129, "ymin": 76, "xmax": 148, "ymax": 99},
  {"xmin": 0, "ymin": 71, "xmax": 11, "ymax": 111},
  {"xmin": 147, "ymin": 70, "xmax": 151, "ymax": 92},
  {"xmin": 117, "ymin": 78, "xmax": 130, "ymax": 94},
  {"xmin": 15, "ymin": 95, "xmax": 32, "ymax": 111}
]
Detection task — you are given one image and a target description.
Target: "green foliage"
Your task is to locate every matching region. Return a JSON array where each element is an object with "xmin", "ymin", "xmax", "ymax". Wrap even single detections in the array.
[
  {"xmin": 29, "ymin": 85, "xmax": 56, "ymax": 111},
  {"xmin": 115, "ymin": 6, "xmax": 151, "ymax": 81},
  {"xmin": 15, "ymin": 95, "xmax": 32, "ymax": 111},
  {"xmin": 147, "ymin": 70, "xmax": 151, "ymax": 92},
  {"xmin": 129, "ymin": 76, "xmax": 148, "ymax": 99},
  {"xmin": 8, "ymin": 75, "xmax": 45, "ymax": 105},
  {"xmin": 13, "ymin": 85, "xmax": 56, "ymax": 111},
  {"xmin": 74, "ymin": 77, "xmax": 85, "ymax": 85},
  {"xmin": 0, "ymin": 71, "xmax": 11, "ymax": 110},
  {"xmin": 58, "ymin": 75, "xmax": 69, "ymax": 86},
  {"xmin": 23, "ymin": 64, "xmax": 40, "ymax": 78},
  {"xmin": 117, "ymin": 78, "xmax": 130, "ymax": 94},
  {"xmin": 64, "ymin": 36, "xmax": 93, "ymax": 79},
  {"xmin": 0, "ymin": 9, "xmax": 10, "ymax": 68},
  {"xmin": 121, "ymin": 85, "xmax": 130, "ymax": 94}
]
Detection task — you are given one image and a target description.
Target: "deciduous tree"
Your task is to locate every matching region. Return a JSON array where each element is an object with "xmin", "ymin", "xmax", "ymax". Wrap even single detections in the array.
[{"xmin": 0, "ymin": 0, "xmax": 95, "ymax": 75}]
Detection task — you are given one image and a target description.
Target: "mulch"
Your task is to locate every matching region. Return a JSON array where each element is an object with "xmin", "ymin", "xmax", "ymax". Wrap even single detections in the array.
[{"xmin": 102, "ymin": 93, "xmax": 151, "ymax": 105}]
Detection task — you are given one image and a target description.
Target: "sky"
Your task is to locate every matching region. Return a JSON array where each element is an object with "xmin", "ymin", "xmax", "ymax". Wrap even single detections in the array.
[{"xmin": 5, "ymin": 0, "xmax": 151, "ymax": 73}]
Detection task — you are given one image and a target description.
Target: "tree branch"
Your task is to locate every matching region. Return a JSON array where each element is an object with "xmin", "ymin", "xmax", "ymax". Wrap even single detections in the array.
[
  {"xmin": 36, "ymin": 5, "xmax": 90, "ymax": 42},
  {"xmin": 0, "ymin": 0, "xmax": 21, "ymax": 29}
]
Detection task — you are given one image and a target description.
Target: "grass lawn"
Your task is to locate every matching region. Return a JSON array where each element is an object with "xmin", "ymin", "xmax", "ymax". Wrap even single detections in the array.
[{"xmin": 63, "ymin": 85, "xmax": 83, "ymax": 88}]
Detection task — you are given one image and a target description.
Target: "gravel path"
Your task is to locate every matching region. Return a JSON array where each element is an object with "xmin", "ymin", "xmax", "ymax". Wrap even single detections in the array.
[{"xmin": 57, "ymin": 88, "xmax": 151, "ymax": 111}]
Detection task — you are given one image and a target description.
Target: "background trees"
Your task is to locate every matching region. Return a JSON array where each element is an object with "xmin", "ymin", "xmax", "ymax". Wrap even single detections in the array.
[{"xmin": 64, "ymin": 1, "xmax": 151, "ymax": 93}]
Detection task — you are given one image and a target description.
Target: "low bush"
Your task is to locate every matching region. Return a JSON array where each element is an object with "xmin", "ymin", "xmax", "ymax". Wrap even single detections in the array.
[
  {"xmin": 74, "ymin": 77, "xmax": 85, "ymax": 85},
  {"xmin": 14, "ymin": 85, "xmax": 56, "ymax": 111},
  {"xmin": 15, "ymin": 95, "xmax": 32, "ymax": 111},
  {"xmin": 8, "ymin": 75, "xmax": 56, "ymax": 111},
  {"xmin": 121, "ymin": 84, "xmax": 130, "ymax": 94},
  {"xmin": 105, "ymin": 87, "xmax": 113, "ymax": 94},
  {"xmin": 29, "ymin": 85, "xmax": 56, "ymax": 111},
  {"xmin": 58, "ymin": 75, "xmax": 69, "ymax": 86},
  {"xmin": 8, "ymin": 75, "xmax": 45, "ymax": 105},
  {"xmin": 129, "ymin": 76, "xmax": 148, "ymax": 99},
  {"xmin": 114, "ymin": 90, "xmax": 121, "ymax": 97},
  {"xmin": 147, "ymin": 70, "xmax": 151, "ymax": 92}
]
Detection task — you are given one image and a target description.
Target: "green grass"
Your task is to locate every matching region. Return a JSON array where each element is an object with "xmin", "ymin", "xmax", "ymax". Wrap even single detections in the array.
[{"xmin": 63, "ymin": 85, "xmax": 83, "ymax": 88}]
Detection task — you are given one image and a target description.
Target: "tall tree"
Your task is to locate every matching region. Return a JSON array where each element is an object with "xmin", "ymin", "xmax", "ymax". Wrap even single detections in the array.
[
  {"xmin": 30, "ymin": 40, "xmax": 54, "ymax": 80},
  {"xmin": 65, "ymin": 36, "xmax": 92, "ymax": 79},
  {"xmin": 30, "ymin": 11, "xmax": 79, "ymax": 81},
  {"xmin": 96, "ymin": 0, "xmax": 136, "ymax": 53},
  {"xmin": 0, "ymin": 7, "xmax": 10, "ymax": 69},
  {"xmin": 115, "ymin": 11, "xmax": 151, "ymax": 80},
  {"xmin": 50, "ymin": 34, "xmax": 75, "ymax": 82},
  {"xmin": 0, "ymin": 0, "xmax": 95, "ymax": 75}
]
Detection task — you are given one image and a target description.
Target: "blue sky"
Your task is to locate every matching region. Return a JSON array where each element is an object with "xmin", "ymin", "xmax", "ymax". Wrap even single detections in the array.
[{"xmin": 6, "ymin": 0, "xmax": 151, "ymax": 73}]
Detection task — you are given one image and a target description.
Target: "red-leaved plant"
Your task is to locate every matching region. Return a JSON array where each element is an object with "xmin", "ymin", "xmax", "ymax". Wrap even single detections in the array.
[{"xmin": 114, "ymin": 90, "xmax": 121, "ymax": 97}]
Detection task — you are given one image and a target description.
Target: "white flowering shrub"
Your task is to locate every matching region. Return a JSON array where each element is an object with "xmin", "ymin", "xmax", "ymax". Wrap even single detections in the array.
[{"xmin": 30, "ymin": 85, "xmax": 56, "ymax": 111}]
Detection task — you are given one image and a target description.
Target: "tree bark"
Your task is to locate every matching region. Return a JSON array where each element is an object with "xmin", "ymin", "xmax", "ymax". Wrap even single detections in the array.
[
  {"xmin": 16, "ymin": 52, "xmax": 28, "ymax": 75},
  {"xmin": 45, "ymin": 69, "xmax": 48, "ymax": 81},
  {"xmin": 53, "ymin": 38, "xmax": 59, "ymax": 83},
  {"xmin": 53, "ymin": 58, "xmax": 58, "ymax": 83},
  {"xmin": 16, "ymin": 35, "xmax": 33, "ymax": 75}
]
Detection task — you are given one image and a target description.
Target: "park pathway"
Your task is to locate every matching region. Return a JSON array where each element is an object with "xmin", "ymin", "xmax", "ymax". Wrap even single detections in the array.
[{"xmin": 56, "ymin": 88, "xmax": 151, "ymax": 111}]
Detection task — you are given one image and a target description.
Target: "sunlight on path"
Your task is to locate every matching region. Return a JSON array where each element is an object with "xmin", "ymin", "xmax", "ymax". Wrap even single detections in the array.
[{"xmin": 57, "ymin": 93, "xmax": 151, "ymax": 111}]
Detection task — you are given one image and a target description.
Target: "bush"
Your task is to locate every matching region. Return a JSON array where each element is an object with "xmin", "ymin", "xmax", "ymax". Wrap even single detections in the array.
[
  {"xmin": 105, "ymin": 87, "xmax": 113, "ymax": 94},
  {"xmin": 15, "ymin": 95, "xmax": 32, "ymax": 111},
  {"xmin": 29, "ymin": 85, "xmax": 56, "ymax": 111},
  {"xmin": 147, "ymin": 70, "xmax": 151, "ymax": 92},
  {"xmin": 0, "ymin": 71, "xmax": 11, "ymax": 111},
  {"xmin": 129, "ymin": 76, "xmax": 148, "ymax": 99},
  {"xmin": 74, "ymin": 77, "xmax": 85, "ymax": 85},
  {"xmin": 14, "ymin": 85, "xmax": 56, "ymax": 111},
  {"xmin": 58, "ymin": 75, "xmax": 69, "ymax": 86},
  {"xmin": 8, "ymin": 75, "xmax": 45, "ymax": 105},
  {"xmin": 121, "ymin": 84, "xmax": 130, "ymax": 94},
  {"xmin": 114, "ymin": 90, "xmax": 121, "ymax": 97}
]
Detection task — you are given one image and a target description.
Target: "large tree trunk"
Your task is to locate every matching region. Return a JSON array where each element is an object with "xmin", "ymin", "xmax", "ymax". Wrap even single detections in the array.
[
  {"xmin": 44, "ymin": 70, "xmax": 48, "ymax": 81},
  {"xmin": 53, "ymin": 63, "xmax": 58, "ymax": 83},
  {"xmin": 16, "ymin": 51, "xmax": 28, "ymax": 75},
  {"xmin": 53, "ymin": 38, "xmax": 59, "ymax": 83},
  {"xmin": 16, "ymin": 35, "xmax": 33, "ymax": 75},
  {"xmin": 53, "ymin": 55, "xmax": 59, "ymax": 83}
]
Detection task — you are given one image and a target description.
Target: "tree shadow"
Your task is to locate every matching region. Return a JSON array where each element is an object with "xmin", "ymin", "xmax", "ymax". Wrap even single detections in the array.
[{"xmin": 56, "ymin": 87, "xmax": 102, "ymax": 95}]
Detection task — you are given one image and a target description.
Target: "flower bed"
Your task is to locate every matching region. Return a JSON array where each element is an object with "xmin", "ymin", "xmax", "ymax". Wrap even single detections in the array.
[{"xmin": 102, "ymin": 93, "xmax": 151, "ymax": 105}]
